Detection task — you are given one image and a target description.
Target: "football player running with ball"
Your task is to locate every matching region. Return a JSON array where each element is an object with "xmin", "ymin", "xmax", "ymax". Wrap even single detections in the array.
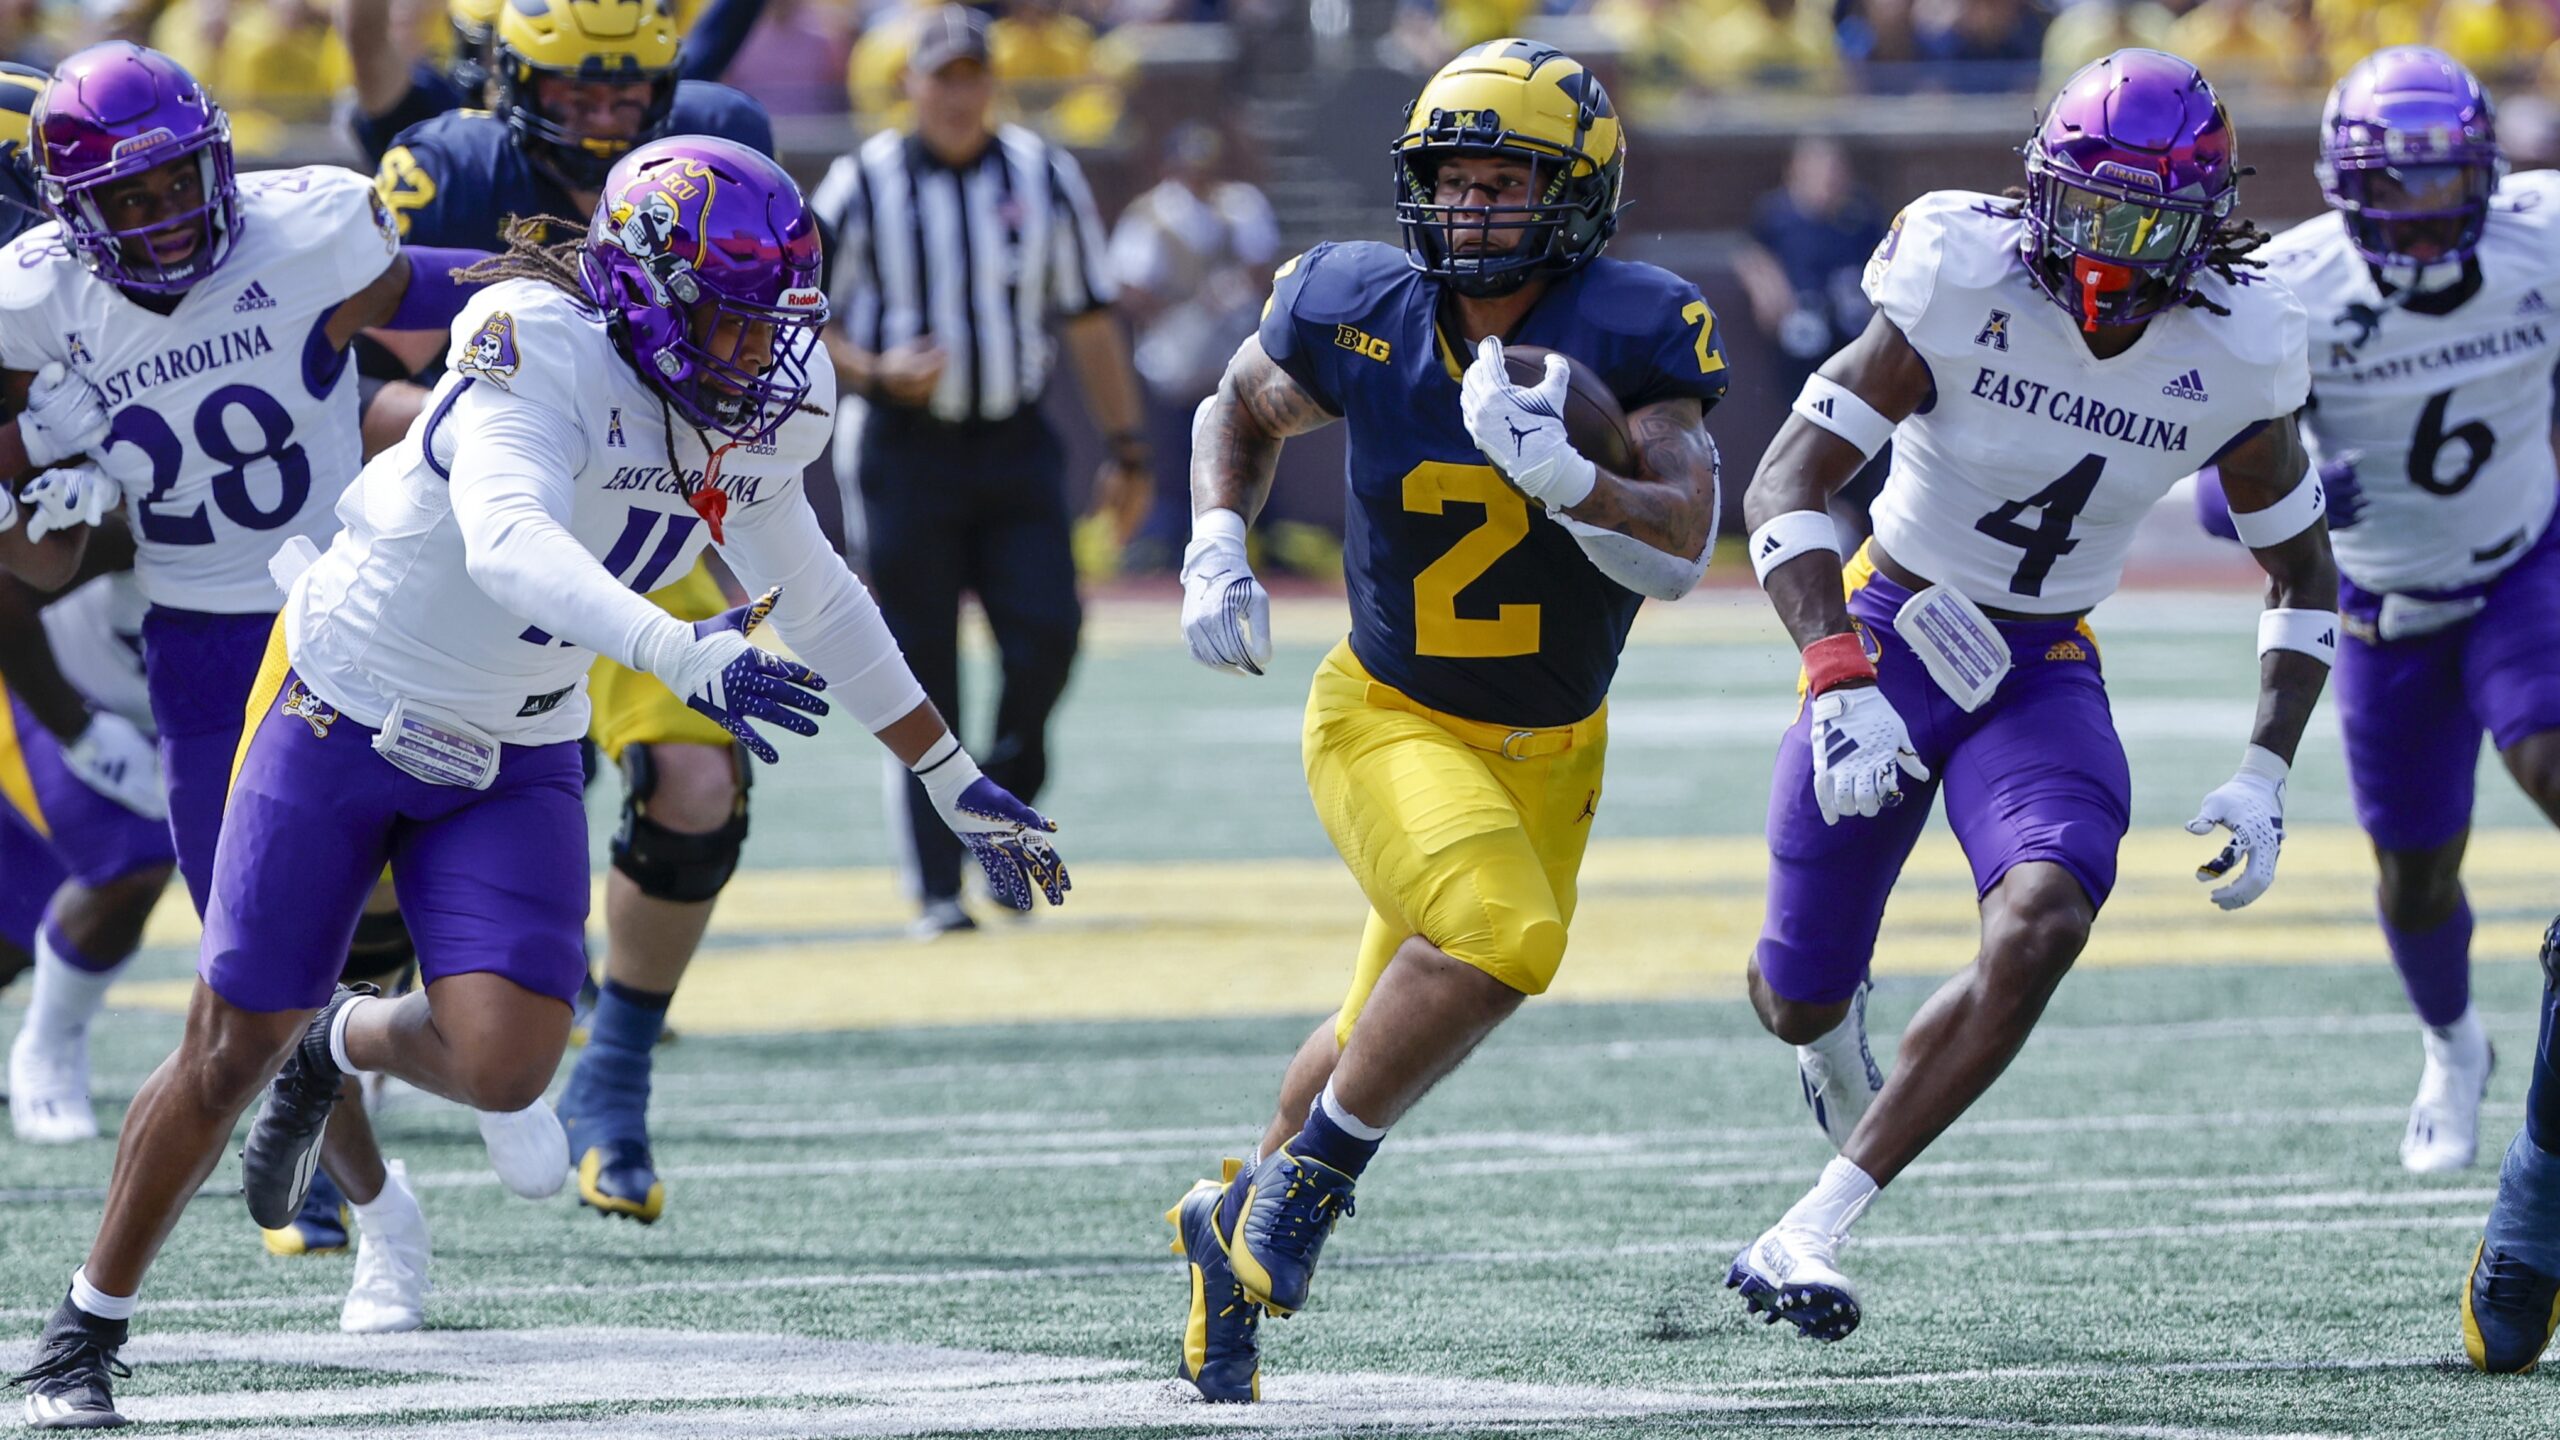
[
  {"xmin": 1169, "ymin": 41, "xmax": 1725, "ymax": 1401},
  {"xmin": 1726, "ymin": 49, "xmax": 2337, "ymax": 1343},
  {"xmin": 10, "ymin": 138, "xmax": 1067, "ymax": 1429}
]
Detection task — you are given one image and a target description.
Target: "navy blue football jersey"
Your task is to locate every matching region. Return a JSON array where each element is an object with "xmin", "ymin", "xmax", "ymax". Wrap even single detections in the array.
[
  {"xmin": 1260, "ymin": 240, "xmax": 1726, "ymax": 727},
  {"xmin": 375, "ymin": 81, "xmax": 774, "ymax": 249}
]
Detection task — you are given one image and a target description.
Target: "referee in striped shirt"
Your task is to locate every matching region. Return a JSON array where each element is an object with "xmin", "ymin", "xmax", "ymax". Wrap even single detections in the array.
[{"xmin": 814, "ymin": 5, "xmax": 1149, "ymax": 938}]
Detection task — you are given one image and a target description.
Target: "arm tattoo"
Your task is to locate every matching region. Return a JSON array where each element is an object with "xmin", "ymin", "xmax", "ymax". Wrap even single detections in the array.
[
  {"xmin": 1189, "ymin": 337, "xmax": 1336, "ymax": 520},
  {"xmin": 1560, "ymin": 399, "xmax": 1717, "ymax": 556}
]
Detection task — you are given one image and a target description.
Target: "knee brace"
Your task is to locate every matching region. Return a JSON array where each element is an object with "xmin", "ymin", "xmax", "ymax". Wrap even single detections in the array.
[
  {"xmin": 610, "ymin": 744, "xmax": 751, "ymax": 903},
  {"xmin": 341, "ymin": 909, "xmax": 416, "ymax": 987}
]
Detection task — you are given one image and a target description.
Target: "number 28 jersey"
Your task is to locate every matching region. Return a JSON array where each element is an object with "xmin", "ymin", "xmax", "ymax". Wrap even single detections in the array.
[
  {"xmin": 0, "ymin": 167, "xmax": 401, "ymax": 614},
  {"xmin": 1259, "ymin": 240, "xmax": 1727, "ymax": 728},
  {"xmin": 2259, "ymin": 170, "xmax": 2560, "ymax": 596},
  {"xmin": 1865, "ymin": 191, "xmax": 2310, "ymax": 614}
]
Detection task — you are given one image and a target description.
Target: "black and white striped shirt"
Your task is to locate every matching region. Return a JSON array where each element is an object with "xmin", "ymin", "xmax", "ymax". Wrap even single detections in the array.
[{"xmin": 811, "ymin": 125, "xmax": 1116, "ymax": 425}]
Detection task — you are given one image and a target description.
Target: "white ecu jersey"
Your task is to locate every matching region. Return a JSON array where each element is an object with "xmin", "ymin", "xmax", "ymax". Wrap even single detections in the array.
[
  {"xmin": 37, "ymin": 573, "xmax": 151, "ymax": 732},
  {"xmin": 286, "ymin": 279, "xmax": 835, "ymax": 745},
  {"xmin": 2260, "ymin": 169, "xmax": 2560, "ymax": 595},
  {"xmin": 0, "ymin": 166, "xmax": 400, "ymax": 614},
  {"xmin": 1863, "ymin": 190, "xmax": 2311, "ymax": 614}
]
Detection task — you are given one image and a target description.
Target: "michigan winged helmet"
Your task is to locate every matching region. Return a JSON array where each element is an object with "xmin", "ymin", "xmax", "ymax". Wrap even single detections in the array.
[{"xmin": 1392, "ymin": 40, "xmax": 1624, "ymax": 297}]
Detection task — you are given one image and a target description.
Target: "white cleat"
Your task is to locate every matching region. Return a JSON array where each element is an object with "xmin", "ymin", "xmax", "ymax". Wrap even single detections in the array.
[
  {"xmin": 341, "ymin": 1160, "xmax": 430, "ymax": 1334},
  {"xmin": 8, "ymin": 1027, "xmax": 97, "ymax": 1144},
  {"xmin": 1796, "ymin": 981, "xmax": 1885, "ymax": 1152},
  {"xmin": 2402, "ymin": 1023, "xmax": 2495, "ymax": 1175},
  {"xmin": 1726, "ymin": 1220, "xmax": 1862, "ymax": 1342},
  {"xmin": 477, "ymin": 1100, "xmax": 568, "ymax": 1199}
]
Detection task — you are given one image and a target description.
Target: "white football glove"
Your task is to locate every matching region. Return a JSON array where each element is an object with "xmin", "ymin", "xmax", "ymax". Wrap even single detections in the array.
[
  {"xmin": 1180, "ymin": 508, "xmax": 1271, "ymax": 677},
  {"xmin": 62, "ymin": 711, "xmax": 165, "ymax": 820},
  {"xmin": 0, "ymin": 478, "xmax": 17, "ymax": 534},
  {"xmin": 2188, "ymin": 745, "xmax": 2287, "ymax": 910},
  {"xmin": 19, "ymin": 362, "xmax": 109, "ymax": 470},
  {"xmin": 1809, "ymin": 684, "xmax": 1930, "ymax": 825},
  {"xmin": 1459, "ymin": 336, "xmax": 1596, "ymax": 511},
  {"xmin": 22, "ymin": 463, "xmax": 118, "ymax": 542}
]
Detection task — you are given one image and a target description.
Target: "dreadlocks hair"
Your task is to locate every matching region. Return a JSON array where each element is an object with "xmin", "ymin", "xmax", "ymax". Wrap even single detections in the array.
[
  {"xmin": 454, "ymin": 215, "xmax": 586, "ymax": 296},
  {"xmin": 1996, "ymin": 184, "xmax": 2272, "ymax": 318}
]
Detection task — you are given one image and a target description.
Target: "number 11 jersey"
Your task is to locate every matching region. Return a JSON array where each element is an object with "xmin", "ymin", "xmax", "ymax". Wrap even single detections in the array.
[
  {"xmin": 2260, "ymin": 169, "xmax": 2560, "ymax": 597},
  {"xmin": 1864, "ymin": 190, "xmax": 2309, "ymax": 614},
  {"xmin": 0, "ymin": 166, "xmax": 401, "ymax": 613}
]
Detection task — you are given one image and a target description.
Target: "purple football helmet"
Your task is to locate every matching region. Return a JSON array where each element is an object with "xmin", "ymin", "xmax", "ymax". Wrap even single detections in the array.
[
  {"xmin": 2319, "ymin": 47, "xmax": 2502, "ymax": 271},
  {"xmin": 2023, "ymin": 49, "xmax": 2238, "ymax": 332},
  {"xmin": 34, "ymin": 42, "xmax": 238, "ymax": 294},
  {"xmin": 578, "ymin": 136, "xmax": 826, "ymax": 449}
]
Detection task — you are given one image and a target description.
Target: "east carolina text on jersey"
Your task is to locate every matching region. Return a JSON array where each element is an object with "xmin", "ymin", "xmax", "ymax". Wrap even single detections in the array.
[{"xmin": 1259, "ymin": 240, "xmax": 1725, "ymax": 728}]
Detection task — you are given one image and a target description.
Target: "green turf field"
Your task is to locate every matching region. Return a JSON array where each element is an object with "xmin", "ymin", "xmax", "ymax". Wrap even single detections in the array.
[{"xmin": 6, "ymin": 583, "xmax": 2560, "ymax": 1438}]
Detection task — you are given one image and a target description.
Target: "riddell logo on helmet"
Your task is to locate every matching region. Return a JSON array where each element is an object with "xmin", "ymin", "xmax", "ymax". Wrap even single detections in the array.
[
  {"xmin": 780, "ymin": 288, "xmax": 823, "ymax": 309},
  {"xmin": 109, "ymin": 128, "xmax": 176, "ymax": 159}
]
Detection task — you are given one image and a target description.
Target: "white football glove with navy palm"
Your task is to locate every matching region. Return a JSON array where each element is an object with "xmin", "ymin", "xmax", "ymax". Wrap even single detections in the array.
[
  {"xmin": 636, "ymin": 587, "xmax": 831, "ymax": 764},
  {"xmin": 1458, "ymin": 336, "xmax": 1596, "ymax": 512},
  {"xmin": 909, "ymin": 733, "xmax": 1069, "ymax": 910},
  {"xmin": 2189, "ymin": 745, "xmax": 2287, "ymax": 910},
  {"xmin": 1809, "ymin": 685, "xmax": 1930, "ymax": 825},
  {"xmin": 63, "ymin": 711, "xmax": 165, "ymax": 819},
  {"xmin": 1181, "ymin": 508, "xmax": 1271, "ymax": 677},
  {"xmin": 22, "ymin": 463, "xmax": 118, "ymax": 542},
  {"xmin": 19, "ymin": 363, "xmax": 109, "ymax": 470}
]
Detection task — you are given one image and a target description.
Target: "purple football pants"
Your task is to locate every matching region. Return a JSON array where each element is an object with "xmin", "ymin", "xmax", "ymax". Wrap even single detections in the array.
[
  {"xmin": 1754, "ymin": 556, "xmax": 2133, "ymax": 1006},
  {"xmin": 140, "ymin": 606, "xmax": 277, "ymax": 917},
  {"xmin": 0, "ymin": 693, "xmax": 176, "ymax": 952}
]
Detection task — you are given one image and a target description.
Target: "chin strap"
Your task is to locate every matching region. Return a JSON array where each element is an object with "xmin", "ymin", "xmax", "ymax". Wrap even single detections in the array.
[{"xmin": 691, "ymin": 441, "xmax": 738, "ymax": 543}]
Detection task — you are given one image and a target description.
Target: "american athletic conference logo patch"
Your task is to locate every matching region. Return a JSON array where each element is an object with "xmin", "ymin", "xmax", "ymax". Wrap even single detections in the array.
[{"xmin": 458, "ymin": 311, "xmax": 522, "ymax": 389}]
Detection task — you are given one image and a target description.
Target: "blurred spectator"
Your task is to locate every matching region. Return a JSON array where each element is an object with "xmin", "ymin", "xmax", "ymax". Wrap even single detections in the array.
[
  {"xmin": 1385, "ymin": 0, "xmax": 1538, "ymax": 74},
  {"xmin": 153, "ymin": 0, "xmax": 349, "ymax": 137},
  {"xmin": 2164, "ymin": 0, "xmax": 2322, "ymax": 95},
  {"xmin": 2313, "ymin": 0, "xmax": 2426, "ymax": 83},
  {"xmin": 1910, "ymin": 0, "xmax": 2047, "ymax": 92},
  {"xmin": 1693, "ymin": 0, "xmax": 1843, "ymax": 92},
  {"xmin": 726, "ymin": 0, "xmax": 852, "ymax": 113},
  {"xmin": 1591, "ymin": 0, "xmax": 1707, "ymax": 114},
  {"xmin": 990, "ymin": 0, "xmax": 1127, "ymax": 143},
  {"xmin": 2041, "ymin": 0, "xmax": 2172, "ymax": 93},
  {"xmin": 1105, "ymin": 121, "xmax": 1278, "ymax": 571},
  {"xmin": 2435, "ymin": 0, "xmax": 2551, "ymax": 86}
]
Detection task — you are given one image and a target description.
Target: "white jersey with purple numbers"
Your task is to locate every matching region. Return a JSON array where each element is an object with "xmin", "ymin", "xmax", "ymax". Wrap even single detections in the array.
[
  {"xmin": 287, "ymin": 279, "xmax": 834, "ymax": 745},
  {"xmin": 0, "ymin": 167, "xmax": 400, "ymax": 614},
  {"xmin": 2261, "ymin": 169, "xmax": 2560, "ymax": 596},
  {"xmin": 1863, "ymin": 190, "xmax": 2311, "ymax": 614},
  {"xmin": 38, "ymin": 573, "xmax": 150, "ymax": 732}
]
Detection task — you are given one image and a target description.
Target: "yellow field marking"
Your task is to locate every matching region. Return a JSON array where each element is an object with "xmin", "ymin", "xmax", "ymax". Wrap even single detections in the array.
[{"xmin": 115, "ymin": 825, "xmax": 2560, "ymax": 1035}]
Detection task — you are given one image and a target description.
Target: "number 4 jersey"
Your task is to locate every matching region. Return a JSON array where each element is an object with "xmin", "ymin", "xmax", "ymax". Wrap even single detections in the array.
[
  {"xmin": 2259, "ymin": 169, "xmax": 2560, "ymax": 596},
  {"xmin": 1259, "ymin": 240, "xmax": 1727, "ymax": 728},
  {"xmin": 1865, "ymin": 190, "xmax": 2310, "ymax": 613},
  {"xmin": 0, "ymin": 166, "xmax": 400, "ymax": 613}
]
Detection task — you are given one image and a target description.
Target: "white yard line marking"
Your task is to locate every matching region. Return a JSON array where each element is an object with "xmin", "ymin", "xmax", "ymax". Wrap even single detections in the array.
[
  {"xmin": 2193, "ymin": 1188, "xmax": 2496, "ymax": 1213},
  {"xmin": 1754, "ymin": 1420, "xmax": 2349, "ymax": 1440}
]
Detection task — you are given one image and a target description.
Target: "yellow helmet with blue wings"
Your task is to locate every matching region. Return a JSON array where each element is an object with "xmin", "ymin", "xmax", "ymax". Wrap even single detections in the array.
[
  {"xmin": 0, "ymin": 62, "xmax": 46, "ymax": 244},
  {"xmin": 1393, "ymin": 40, "xmax": 1624, "ymax": 297},
  {"xmin": 448, "ymin": 0, "xmax": 506, "ymax": 97},
  {"xmin": 493, "ymin": 0, "xmax": 680, "ymax": 189}
]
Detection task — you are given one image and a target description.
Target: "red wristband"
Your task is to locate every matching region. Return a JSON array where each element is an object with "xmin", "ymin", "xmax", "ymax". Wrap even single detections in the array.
[{"xmin": 1802, "ymin": 631, "xmax": 1877, "ymax": 696}]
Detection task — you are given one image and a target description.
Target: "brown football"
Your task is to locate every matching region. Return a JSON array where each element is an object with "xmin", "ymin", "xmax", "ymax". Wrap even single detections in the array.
[{"xmin": 1502, "ymin": 344, "xmax": 1635, "ymax": 476}]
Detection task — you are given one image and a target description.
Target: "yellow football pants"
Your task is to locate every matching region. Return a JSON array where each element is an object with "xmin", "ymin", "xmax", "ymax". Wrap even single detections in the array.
[{"xmin": 1300, "ymin": 640, "xmax": 1606, "ymax": 1046}]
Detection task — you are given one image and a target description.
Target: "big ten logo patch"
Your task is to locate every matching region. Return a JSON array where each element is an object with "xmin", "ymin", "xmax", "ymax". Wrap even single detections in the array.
[{"xmin": 1334, "ymin": 325, "xmax": 1391, "ymax": 363}]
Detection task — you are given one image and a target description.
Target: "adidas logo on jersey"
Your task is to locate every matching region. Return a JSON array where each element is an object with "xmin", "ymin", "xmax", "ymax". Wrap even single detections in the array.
[
  {"xmin": 2522, "ymin": 290, "xmax": 2551, "ymax": 317},
  {"xmin": 235, "ymin": 281, "xmax": 277, "ymax": 313},
  {"xmin": 2160, "ymin": 368, "xmax": 2209, "ymax": 402},
  {"xmin": 2044, "ymin": 639, "xmax": 2088, "ymax": 662}
]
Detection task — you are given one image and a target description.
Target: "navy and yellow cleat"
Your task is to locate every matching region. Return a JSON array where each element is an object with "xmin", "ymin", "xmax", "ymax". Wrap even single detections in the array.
[
  {"xmin": 260, "ymin": 1168, "xmax": 351, "ymax": 1256},
  {"xmin": 1727, "ymin": 1222, "xmax": 1862, "ymax": 1343},
  {"xmin": 1166, "ymin": 1158, "xmax": 1262, "ymax": 1402},
  {"xmin": 576, "ymin": 1138, "xmax": 666, "ymax": 1224},
  {"xmin": 1217, "ymin": 1145, "xmax": 1355, "ymax": 1317},
  {"xmin": 2464, "ymin": 1129, "xmax": 2560, "ymax": 1372}
]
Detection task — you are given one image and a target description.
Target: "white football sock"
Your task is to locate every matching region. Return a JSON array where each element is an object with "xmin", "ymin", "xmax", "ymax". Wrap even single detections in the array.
[
  {"xmin": 2425, "ymin": 1005, "xmax": 2490, "ymax": 1066},
  {"xmin": 329, "ymin": 995, "xmax": 378, "ymax": 1077},
  {"xmin": 69, "ymin": 1268, "xmax": 135, "ymax": 1321},
  {"xmin": 352, "ymin": 1160, "xmax": 420, "ymax": 1232},
  {"xmin": 1316, "ymin": 1080, "xmax": 1388, "ymax": 1141},
  {"xmin": 1782, "ymin": 1156, "xmax": 1880, "ymax": 1237},
  {"xmin": 26, "ymin": 931, "xmax": 120, "ymax": 1047}
]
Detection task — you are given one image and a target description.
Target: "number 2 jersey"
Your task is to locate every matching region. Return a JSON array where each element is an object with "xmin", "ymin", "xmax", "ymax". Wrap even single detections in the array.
[
  {"xmin": 1260, "ymin": 240, "xmax": 1727, "ymax": 728},
  {"xmin": 1865, "ymin": 190, "xmax": 2310, "ymax": 614},
  {"xmin": 0, "ymin": 167, "xmax": 400, "ymax": 614},
  {"xmin": 2259, "ymin": 169, "xmax": 2560, "ymax": 596}
]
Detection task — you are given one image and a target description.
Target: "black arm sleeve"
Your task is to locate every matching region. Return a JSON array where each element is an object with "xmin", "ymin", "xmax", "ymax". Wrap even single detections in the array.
[{"xmin": 676, "ymin": 0, "xmax": 769, "ymax": 82}]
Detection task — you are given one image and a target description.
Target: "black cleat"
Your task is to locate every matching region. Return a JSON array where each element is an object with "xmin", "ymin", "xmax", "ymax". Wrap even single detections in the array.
[
  {"xmin": 241, "ymin": 986, "xmax": 373, "ymax": 1230},
  {"xmin": 12, "ymin": 1299, "xmax": 129, "ymax": 1430}
]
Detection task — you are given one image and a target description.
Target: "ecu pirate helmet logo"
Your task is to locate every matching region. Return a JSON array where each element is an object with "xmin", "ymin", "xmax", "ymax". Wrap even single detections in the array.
[{"xmin": 605, "ymin": 165, "xmax": 709, "ymax": 309}]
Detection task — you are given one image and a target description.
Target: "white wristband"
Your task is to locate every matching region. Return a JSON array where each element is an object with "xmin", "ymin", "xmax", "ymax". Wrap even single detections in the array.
[
  {"xmin": 1792, "ymin": 373, "xmax": 1897, "ymax": 459},
  {"xmin": 1749, "ymin": 510, "xmax": 1841, "ymax": 586},
  {"xmin": 908, "ymin": 731, "xmax": 984, "ymax": 814},
  {"xmin": 1191, "ymin": 507, "xmax": 1247, "ymax": 549},
  {"xmin": 2236, "ymin": 742, "xmax": 2290, "ymax": 788},
  {"xmin": 2257, "ymin": 607, "xmax": 2338, "ymax": 667},
  {"xmin": 2230, "ymin": 467, "xmax": 2327, "ymax": 549}
]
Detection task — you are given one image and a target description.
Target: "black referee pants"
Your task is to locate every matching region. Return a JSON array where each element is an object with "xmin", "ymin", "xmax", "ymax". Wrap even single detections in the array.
[{"xmin": 858, "ymin": 407, "xmax": 1082, "ymax": 904}]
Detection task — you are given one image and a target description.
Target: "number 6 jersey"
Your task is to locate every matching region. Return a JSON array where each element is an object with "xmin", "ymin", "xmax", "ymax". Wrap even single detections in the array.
[
  {"xmin": 2259, "ymin": 169, "xmax": 2560, "ymax": 596},
  {"xmin": 1864, "ymin": 191, "xmax": 2310, "ymax": 614},
  {"xmin": 0, "ymin": 166, "xmax": 400, "ymax": 613}
]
